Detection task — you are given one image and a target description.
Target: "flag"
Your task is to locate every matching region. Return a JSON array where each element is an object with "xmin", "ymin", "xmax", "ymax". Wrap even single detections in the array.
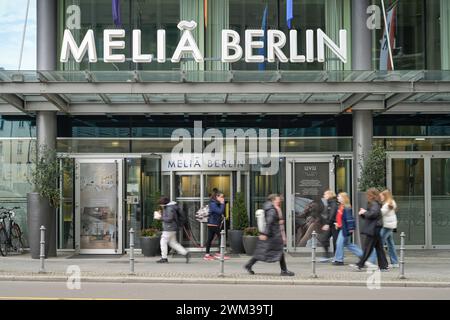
[
  {"xmin": 258, "ymin": 5, "xmax": 268, "ymax": 71},
  {"xmin": 112, "ymin": 0, "xmax": 121, "ymax": 27},
  {"xmin": 380, "ymin": 4, "xmax": 396, "ymax": 70},
  {"xmin": 287, "ymin": 0, "xmax": 293, "ymax": 29},
  {"xmin": 204, "ymin": 0, "xmax": 208, "ymax": 28}
]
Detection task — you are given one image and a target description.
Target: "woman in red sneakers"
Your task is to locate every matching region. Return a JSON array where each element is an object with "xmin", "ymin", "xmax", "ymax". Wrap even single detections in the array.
[{"xmin": 203, "ymin": 190, "xmax": 229, "ymax": 261}]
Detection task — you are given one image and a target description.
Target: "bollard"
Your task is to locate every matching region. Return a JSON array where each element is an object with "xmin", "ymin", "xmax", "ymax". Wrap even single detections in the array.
[
  {"xmin": 399, "ymin": 232, "xmax": 406, "ymax": 279},
  {"xmin": 219, "ymin": 230, "xmax": 225, "ymax": 277},
  {"xmin": 129, "ymin": 228, "xmax": 135, "ymax": 275},
  {"xmin": 311, "ymin": 231, "xmax": 318, "ymax": 278},
  {"xmin": 39, "ymin": 226, "xmax": 46, "ymax": 273}
]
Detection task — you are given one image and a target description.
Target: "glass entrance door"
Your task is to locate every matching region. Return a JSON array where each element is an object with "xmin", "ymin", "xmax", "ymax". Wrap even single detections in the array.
[
  {"xmin": 286, "ymin": 158, "xmax": 335, "ymax": 251},
  {"xmin": 75, "ymin": 159, "xmax": 123, "ymax": 254},
  {"xmin": 173, "ymin": 172, "xmax": 233, "ymax": 249},
  {"xmin": 388, "ymin": 153, "xmax": 450, "ymax": 248},
  {"xmin": 431, "ymin": 156, "xmax": 450, "ymax": 247}
]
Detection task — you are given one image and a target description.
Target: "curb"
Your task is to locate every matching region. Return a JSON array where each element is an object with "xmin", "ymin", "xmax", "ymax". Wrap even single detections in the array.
[{"xmin": 1, "ymin": 275, "xmax": 450, "ymax": 288}]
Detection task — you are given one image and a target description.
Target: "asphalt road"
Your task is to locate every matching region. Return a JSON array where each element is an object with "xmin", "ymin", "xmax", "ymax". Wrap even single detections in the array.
[{"xmin": 0, "ymin": 281, "xmax": 449, "ymax": 300}]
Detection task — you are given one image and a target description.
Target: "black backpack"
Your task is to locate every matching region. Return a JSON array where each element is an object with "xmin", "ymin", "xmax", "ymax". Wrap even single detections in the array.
[{"xmin": 174, "ymin": 205, "xmax": 188, "ymax": 228}]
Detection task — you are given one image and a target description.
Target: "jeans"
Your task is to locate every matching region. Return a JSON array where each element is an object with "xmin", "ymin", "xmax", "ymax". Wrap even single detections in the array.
[
  {"xmin": 160, "ymin": 231, "xmax": 188, "ymax": 259},
  {"xmin": 333, "ymin": 230, "xmax": 363, "ymax": 263},
  {"xmin": 205, "ymin": 225, "xmax": 221, "ymax": 254},
  {"xmin": 368, "ymin": 228, "xmax": 398, "ymax": 265}
]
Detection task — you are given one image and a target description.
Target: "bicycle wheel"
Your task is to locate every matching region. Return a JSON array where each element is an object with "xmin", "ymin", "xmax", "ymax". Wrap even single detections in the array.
[
  {"xmin": 0, "ymin": 227, "xmax": 8, "ymax": 257},
  {"xmin": 11, "ymin": 223, "xmax": 24, "ymax": 254}
]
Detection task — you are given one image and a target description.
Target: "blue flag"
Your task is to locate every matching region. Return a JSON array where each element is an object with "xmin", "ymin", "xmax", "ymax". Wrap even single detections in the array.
[
  {"xmin": 258, "ymin": 5, "xmax": 268, "ymax": 71},
  {"xmin": 287, "ymin": 0, "xmax": 293, "ymax": 29},
  {"xmin": 112, "ymin": 0, "xmax": 121, "ymax": 27}
]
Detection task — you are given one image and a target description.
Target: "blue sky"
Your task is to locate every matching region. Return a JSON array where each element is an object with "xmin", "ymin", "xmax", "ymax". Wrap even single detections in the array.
[{"xmin": 0, "ymin": 0, "xmax": 36, "ymax": 70}]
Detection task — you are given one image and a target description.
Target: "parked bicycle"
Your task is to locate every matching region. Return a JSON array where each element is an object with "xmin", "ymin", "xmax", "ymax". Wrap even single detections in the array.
[{"xmin": 0, "ymin": 207, "xmax": 24, "ymax": 256}]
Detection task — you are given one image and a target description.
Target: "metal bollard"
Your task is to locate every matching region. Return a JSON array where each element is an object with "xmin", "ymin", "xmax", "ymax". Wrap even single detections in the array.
[
  {"xmin": 129, "ymin": 228, "xmax": 135, "ymax": 275},
  {"xmin": 219, "ymin": 230, "xmax": 225, "ymax": 277},
  {"xmin": 399, "ymin": 232, "xmax": 406, "ymax": 279},
  {"xmin": 311, "ymin": 231, "xmax": 318, "ymax": 278},
  {"xmin": 39, "ymin": 226, "xmax": 46, "ymax": 273}
]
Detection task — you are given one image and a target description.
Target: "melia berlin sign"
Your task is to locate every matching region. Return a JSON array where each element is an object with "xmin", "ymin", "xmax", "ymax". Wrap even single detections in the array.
[{"xmin": 60, "ymin": 21, "xmax": 347, "ymax": 64}]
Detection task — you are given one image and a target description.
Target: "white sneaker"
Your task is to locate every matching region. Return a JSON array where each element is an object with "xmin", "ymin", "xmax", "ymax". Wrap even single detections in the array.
[
  {"xmin": 389, "ymin": 263, "xmax": 400, "ymax": 268},
  {"xmin": 364, "ymin": 261, "xmax": 377, "ymax": 269}
]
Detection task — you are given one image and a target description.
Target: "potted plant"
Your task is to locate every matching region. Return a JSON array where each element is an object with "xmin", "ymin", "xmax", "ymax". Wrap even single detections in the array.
[
  {"xmin": 357, "ymin": 143, "xmax": 387, "ymax": 245},
  {"xmin": 140, "ymin": 227, "xmax": 162, "ymax": 257},
  {"xmin": 27, "ymin": 145, "xmax": 72, "ymax": 259},
  {"xmin": 242, "ymin": 227, "xmax": 259, "ymax": 256},
  {"xmin": 229, "ymin": 192, "xmax": 248, "ymax": 254}
]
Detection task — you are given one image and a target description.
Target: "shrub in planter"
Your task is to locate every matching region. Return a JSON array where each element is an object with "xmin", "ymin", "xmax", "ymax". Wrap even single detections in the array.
[
  {"xmin": 229, "ymin": 192, "xmax": 248, "ymax": 254},
  {"xmin": 242, "ymin": 227, "xmax": 259, "ymax": 256},
  {"xmin": 140, "ymin": 228, "xmax": 161, "ymax": 257},
  {"xmin": 27, "ymin": 145, "xmax": 72, "ymax": 259}
]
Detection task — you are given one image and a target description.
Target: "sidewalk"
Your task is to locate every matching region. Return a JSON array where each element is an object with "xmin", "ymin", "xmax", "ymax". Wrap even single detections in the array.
[{"xmin": 1, "ymin": 250, "xmax": 450, "ymax": 288}]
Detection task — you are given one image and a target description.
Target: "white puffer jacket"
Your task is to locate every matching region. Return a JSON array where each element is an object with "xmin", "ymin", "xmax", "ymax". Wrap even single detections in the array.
[{"xmin": 381, "ymin": 201, "xmax": 398, "ymax": 229}]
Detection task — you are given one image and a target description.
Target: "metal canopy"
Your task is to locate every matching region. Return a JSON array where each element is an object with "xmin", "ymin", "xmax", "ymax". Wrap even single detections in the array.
[{"xmin": 1, "ymin": 70, "xmax": 450, "ymax": 115}]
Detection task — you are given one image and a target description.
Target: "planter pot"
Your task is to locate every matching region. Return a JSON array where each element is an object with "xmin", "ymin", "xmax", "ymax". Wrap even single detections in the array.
[
  {"xmin": 242, "ymin": 236, "xmax": 258, "ymax": 256},
  {"xmin": 140, "ymin": 236, "xmax": 161, "ymax": 257},
  {"xmin": 27, "ymin": 193, "xmax": 56, "ymax": 259},
  {"xmin": 228, "ymin": 230, "xmax": 244, "ymax": 254}
]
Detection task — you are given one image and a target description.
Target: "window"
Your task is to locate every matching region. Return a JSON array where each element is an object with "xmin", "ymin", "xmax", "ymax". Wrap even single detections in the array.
[{"xmin": 17, "ymin": 141, "xmax": 23, "ymax": 155}]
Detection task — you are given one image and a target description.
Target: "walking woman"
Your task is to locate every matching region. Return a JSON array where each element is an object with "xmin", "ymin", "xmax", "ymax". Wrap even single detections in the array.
[
  {"xmin": 332, "ymin": 192, "xmax": 363, "ymax": 265},
  {"xmin": 351, "ymin": 188, "xmax": 389, "ymax": 271},
  {"xmin": 244, "ymin": 194, "xmax": 295, "ymax": 276},
  {"xmin": 203, "ymin": 191, "xmax": 229, "ymax": 261},
  {"xmin": 368, "ymin": 190, "xmax": 399, "ymax": 267}
]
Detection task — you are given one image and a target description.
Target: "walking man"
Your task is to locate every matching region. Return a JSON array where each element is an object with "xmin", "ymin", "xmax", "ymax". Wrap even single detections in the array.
[{"xmin": 157, "ymin": 196, "xmax": 190, "ymax": 264}]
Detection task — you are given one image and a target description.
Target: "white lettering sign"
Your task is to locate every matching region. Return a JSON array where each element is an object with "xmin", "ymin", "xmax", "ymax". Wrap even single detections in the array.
[{"xmin": 60, "ymin": 20, "xmax": 348, "ymax": 64}]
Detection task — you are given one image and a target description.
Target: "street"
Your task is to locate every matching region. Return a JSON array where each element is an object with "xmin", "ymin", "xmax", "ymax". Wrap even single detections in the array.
[{"xmin": 0, "ymin": 281, "xmax": 449, "ymax": 300}]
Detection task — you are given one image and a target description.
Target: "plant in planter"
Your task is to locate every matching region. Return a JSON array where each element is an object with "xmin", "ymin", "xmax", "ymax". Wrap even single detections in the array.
[
  {"xmin": 229, "ymin": 192, "xmax": 248, "ymax": 254},
  {"xmin": 140, "ymin": 227, "xmax": 162, "ymax": 257},
  {"xmin": 242, "ymin": 227, "xmax": 259, "ymax": 256},
  {"xmin": 27, "ymin": 145, "xmax": 72, "ymax": 259}
]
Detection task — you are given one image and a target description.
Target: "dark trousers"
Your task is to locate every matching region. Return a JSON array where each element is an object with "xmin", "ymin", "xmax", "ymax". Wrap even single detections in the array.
[
  {"xmin": 357, "ymin": 232, "xmax": 388, "ymax": 269},
  {"xmin": 318, "ymin": 225, "xmax": 339, "ymax": 256},
  {"xmin": 246, "ymin": 254, "xmax": 288, "ymax": 272},
  {"xmin": 205, "ymin": 225, "xmax": 221, "ymax": 254}
]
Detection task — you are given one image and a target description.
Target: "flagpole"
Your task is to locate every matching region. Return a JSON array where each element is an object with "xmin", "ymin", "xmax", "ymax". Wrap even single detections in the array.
[
  {"xmin": 380, "ymin": 0, "xmax": 395, "ymax": 70},
  {"xmin": 18, "ymin": 0, "xmax": 31, "ymax": 70}
]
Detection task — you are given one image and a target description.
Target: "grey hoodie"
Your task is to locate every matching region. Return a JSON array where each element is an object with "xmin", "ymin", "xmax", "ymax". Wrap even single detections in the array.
[{"xmin": 162, "ymin": 201, "xmax": 179, "ymax": 232}]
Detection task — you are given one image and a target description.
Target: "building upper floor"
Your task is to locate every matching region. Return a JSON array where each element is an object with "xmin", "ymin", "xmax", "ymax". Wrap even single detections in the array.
[{"xmin": 58, "ymin": 0, "xmax": 450, "ymax": 72}]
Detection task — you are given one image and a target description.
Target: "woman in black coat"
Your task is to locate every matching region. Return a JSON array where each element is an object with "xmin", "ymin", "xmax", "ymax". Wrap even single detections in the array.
[
  {"xmin": 352, "ymin": 188, "xmax": 389, "ymax": 271},
  {"xmin": 244, "ymin": 194, "xmax": 295, "ymax": 276}
]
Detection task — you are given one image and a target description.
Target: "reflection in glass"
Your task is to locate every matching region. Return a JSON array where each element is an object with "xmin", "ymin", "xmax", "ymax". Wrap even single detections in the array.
[
  {"xmin": 177, "ymin": 201, "xmax": 201, "ymax": 247},
  {"xmin": 79, "ymin": 163, "xmax": 117, "ymax": 250},
  {"xmin": 431, "ymin": 158, "xmax": 450, "ymax": 245},
  {"xmin": 175, "ymin": 175, "xmax": 200, "ymax": 198},
  {"xmin": 391, "ymin": 158, "xmax": 425, "ymax": 245}
]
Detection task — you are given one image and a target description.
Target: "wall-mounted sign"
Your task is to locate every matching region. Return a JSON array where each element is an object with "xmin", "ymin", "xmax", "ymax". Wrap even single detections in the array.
[
  {"xmin": 60, "ymin": 20, "xmax": 347, "ymax": 64},
  {"xmin": 162, "ymin": 153, "xmax": 249, "ymax": 172}
]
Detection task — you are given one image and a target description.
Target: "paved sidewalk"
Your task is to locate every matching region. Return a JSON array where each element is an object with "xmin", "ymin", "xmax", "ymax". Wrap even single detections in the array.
[{"xmin": 0, "ymin": 250, "xmax": 449, "ymax": 288}]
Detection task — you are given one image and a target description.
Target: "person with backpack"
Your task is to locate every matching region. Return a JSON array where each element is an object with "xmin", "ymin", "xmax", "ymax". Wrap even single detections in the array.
[
  {"xmin": 367, "ymin": 189, "xmax": 399, "ymax": 268},
  {"xmin": 244, "ymin": 194, "xmax": 294, "ymax": 276},
  {"xmin": 331, "ymin": 192, "xmax": 363, "ymax": 265},
  {"xmin": 203, "ymin": 191, "xmax": 229, "ymax": 261},
  {"xmin": 351, "ymin": 188, "xmax": 389, "ymax": 271},
  {"xmin": 157, "ymin": 196, "xmax": 190, "ymax": 264}
]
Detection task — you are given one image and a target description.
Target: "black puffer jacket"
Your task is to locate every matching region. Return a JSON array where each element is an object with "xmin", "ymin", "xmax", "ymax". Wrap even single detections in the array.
[
  {"xmin": 252, "ymin": 201, "xmax": 284, "ymax": 263},
  {"xmin": 324, "ymin": 198, "xmax": 339, "ymax": 225},
  {"xmin": 359, "ymin": 201, "xmax": 383, "ymax": 236}
]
